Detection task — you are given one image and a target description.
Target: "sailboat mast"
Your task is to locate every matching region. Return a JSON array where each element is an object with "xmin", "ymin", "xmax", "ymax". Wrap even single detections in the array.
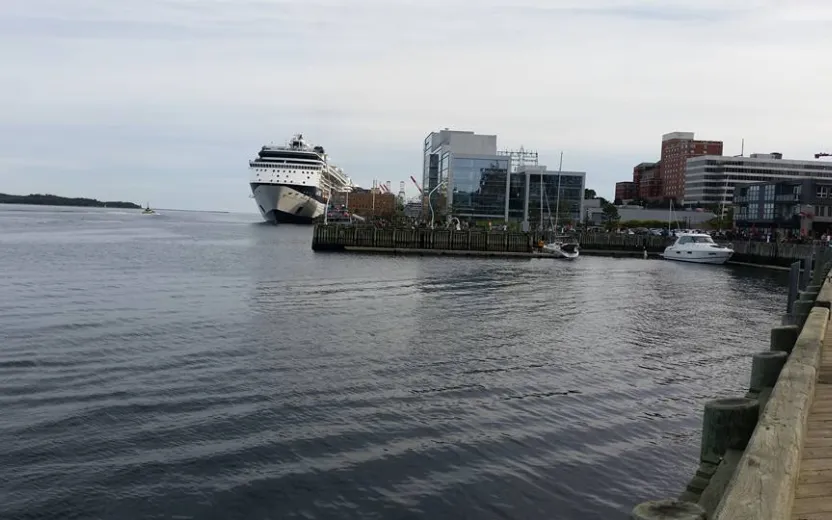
[
  {"xmin": 554, "ymin": 152, "xmax": 564, "ymax": 232},
  {"xmin": 539, "ymin": 170, "xmax": 543, "ymax": 231}
]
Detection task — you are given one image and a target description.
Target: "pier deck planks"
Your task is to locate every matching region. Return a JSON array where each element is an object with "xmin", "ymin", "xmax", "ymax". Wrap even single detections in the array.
[{"xmin": 793, "ymin": 324, "xmax": 832, "ymax": 519}]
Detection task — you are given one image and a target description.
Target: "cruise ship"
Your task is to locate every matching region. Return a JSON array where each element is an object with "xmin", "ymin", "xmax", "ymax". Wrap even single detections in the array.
[{"xmin": 249, "ymin": 134, "xmax": 355, "ymax": 224}]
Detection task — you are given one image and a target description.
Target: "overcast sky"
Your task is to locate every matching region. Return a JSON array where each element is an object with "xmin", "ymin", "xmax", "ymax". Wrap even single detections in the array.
[{"xmin": 2, "ymin": 0, "xmax": 831, "ymax": 213}]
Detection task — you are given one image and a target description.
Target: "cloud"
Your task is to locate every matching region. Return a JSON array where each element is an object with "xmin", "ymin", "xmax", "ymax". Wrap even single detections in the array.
[{"xmin": 1, "ymin": 0, "xmax": 831, "ymax": 211}]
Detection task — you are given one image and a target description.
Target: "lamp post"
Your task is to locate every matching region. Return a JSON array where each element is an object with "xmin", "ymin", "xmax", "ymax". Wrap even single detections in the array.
[{"xmin": 428, "ymin": 180, "xmax": 448, "ymax": 229}]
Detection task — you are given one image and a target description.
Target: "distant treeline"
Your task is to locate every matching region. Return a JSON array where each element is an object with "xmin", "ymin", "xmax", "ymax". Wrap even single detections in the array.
[{"xmin": 0, "ymin": 193, "xmax": 141, "ymax": 209}]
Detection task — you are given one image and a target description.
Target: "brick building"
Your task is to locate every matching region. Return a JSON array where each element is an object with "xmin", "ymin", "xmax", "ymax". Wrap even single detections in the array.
[
  {"xmin": 635, "ymin": 162, "xmax": 662, "ymax": 201},
  {"xmin": 660, "ymin": 132, "xmax": 723, "ymax": 202},
  {"xmin": 331, "ymin": 189, "xmax": 397, "ymax": 218},
  {"xmin": 614, "ymin": 181, "xmax": 637, "ymax": 202}
]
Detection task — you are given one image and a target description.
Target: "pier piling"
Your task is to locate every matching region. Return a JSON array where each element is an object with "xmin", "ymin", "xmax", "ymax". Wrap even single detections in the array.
[
  {"xmin": 699, "ymin": 398, "xmax": 759, "ymax": 465},
  {"xmin": 749, "ymin": 351, "xmax": 788, "ymax": 392},
  {"xmin": 793, "ymin": 299, "xmax": 814, "ymax": 328},
  {"xmin": 769, "ymin": 325, "xmax": 799, "ymax": 354}
]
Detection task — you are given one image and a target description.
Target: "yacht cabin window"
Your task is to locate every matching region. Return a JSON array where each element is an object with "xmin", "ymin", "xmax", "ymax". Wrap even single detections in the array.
[{"xmin": 678, "ymin": 236, "xmax": 715, "ymax": 245}]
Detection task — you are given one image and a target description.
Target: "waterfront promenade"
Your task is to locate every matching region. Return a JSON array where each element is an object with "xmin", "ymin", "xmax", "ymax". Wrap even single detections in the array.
[
  {"xmin": 793, "ymin": 334, "xmax": 832, "ymax": 519},
  {"xmin": 633, "ymin": 252, "xmax": 832, "ymax": 520}
]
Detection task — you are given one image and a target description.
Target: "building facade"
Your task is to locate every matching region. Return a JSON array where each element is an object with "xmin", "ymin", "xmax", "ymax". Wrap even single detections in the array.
[
  {"xmin": 660, "ymin": 131, "xmax": 723, "ymax": 202},
  {"xmin": 449, "ymin": 155, "xmax": 511, "ymax": 219},
  {"xmin": 422, "ymin": 129, "xmax": 498, "ymax": 195},
  {"xmin": 514, "ymin": 166, "xmax": 585, "ymax": 229},
  {"xmin": 635, "ymin": 162, "xmax": 662, "ymax": 201},
  {"xmin": 615, "ymin": 181, "xmax": 637, "ymax": 202},
  {"xmin": 733, "ymin": 179, "xmax": 832, "ymax": 234},
  {"xmin": 583, "ymin": 199, "xmax": 715, "ymax": 227},
  {"xmin": 331, "ymin": 189, "xmax": 397, "ymax": 218},
  {"xmin": 684, "ymin": 153, "xmax": 832, "ymax": 207}
]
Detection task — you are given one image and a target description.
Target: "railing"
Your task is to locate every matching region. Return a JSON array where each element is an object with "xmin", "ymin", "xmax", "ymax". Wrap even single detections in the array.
[{"xmin": 776, "ymin": 194, "xmax": 800, "ymax": 202}]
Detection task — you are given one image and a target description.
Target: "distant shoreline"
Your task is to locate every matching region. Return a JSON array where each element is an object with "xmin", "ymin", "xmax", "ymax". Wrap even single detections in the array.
[{"xmin": 0, "ymin": 193, "xmax": 141, "ymax": 209}]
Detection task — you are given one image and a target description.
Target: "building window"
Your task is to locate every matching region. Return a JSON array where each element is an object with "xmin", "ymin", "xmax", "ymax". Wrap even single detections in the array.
[
  {"xmin": 450, "ymin": 157, "xmax": 509, "ymax": 218},
  {"xmin": 748, "ymin": 203, "xmax": 759, "ymax": 218},
  {"xmin": 440, "ymin": 152, "xmax": 450, "ymax": 184},
  {"xmin": 764, "ymin": 184, "xmax": 775, "ymax": 201},
  {"xmin": 763, "ymin": 203, "xmax": 774, "ymax": 219},
  {"xmin": 818, "ymin": 186, "xmax": 829, "ymax": 199},
  {"xmin": 748, "ymin": 185, "xmax": 760, "ymax": 200}
]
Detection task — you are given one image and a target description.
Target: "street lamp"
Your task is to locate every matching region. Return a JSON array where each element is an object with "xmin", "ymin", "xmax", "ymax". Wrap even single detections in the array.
[{"xmin": 428, "ymin": 179, "xmax": 448, "ymax": 229}]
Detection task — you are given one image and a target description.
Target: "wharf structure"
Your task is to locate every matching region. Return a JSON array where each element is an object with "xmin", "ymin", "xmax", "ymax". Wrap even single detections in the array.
[
  {"xmin": 311, "ymin": 225, "xmax": 827, "ymax": 267},
  {"xmin": 632, "ymin": 249, "xmax": 832, "ymax": 519}
]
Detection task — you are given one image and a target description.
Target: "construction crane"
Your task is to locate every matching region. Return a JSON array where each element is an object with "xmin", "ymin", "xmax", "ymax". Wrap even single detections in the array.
[
  {"xmin": 816, "ymin": 152, "xmax": 831, "ymax": 159},
  {"xmin": 410, "ymin": 175, "xmax": 424, "ymax": 194}
]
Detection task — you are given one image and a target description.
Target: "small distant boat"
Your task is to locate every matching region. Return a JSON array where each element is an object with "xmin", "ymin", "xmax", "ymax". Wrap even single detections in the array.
[{"xmin": 141, "ymin": 203, "xmax": 156, "ymax": 215}]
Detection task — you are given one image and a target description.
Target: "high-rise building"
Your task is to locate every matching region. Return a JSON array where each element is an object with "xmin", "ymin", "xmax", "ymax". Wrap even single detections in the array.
[{"xmin": 660, "ymin": 132, "xmax": 723, "ymax": 202}]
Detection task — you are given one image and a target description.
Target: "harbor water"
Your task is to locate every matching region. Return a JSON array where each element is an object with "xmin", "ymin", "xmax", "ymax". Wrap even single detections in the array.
[{"xmin": 0, "ymin": 206, "xmax": 789, "ymax": 519}]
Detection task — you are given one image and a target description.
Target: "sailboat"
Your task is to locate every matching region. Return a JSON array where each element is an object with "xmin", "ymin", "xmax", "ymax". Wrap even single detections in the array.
[
  {"xmin": 542, "ymin": 152, "xmax": 580, "ymax": 259},
  {"xmin": 141, "ymin": 202, "xmax": 157, "ymax": 215}
]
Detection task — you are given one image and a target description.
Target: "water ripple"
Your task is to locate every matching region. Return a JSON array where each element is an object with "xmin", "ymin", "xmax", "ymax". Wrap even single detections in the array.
[{"xmin": 0, "ymin": 206, "xmax": 790, "ymax": 520}]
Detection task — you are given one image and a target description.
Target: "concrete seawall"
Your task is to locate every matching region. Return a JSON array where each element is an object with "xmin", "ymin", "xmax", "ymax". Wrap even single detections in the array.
[{"xmin": 631, "ymin": 251, "xmax": 832, "ymax": 519}]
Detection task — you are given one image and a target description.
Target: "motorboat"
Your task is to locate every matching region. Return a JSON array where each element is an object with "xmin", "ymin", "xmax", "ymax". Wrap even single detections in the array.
[
  {"xmin": 662, "ymin": 233, "xmax": 733, "ymax": 265},
  {"xmin": 543, "ymin": 237, "xmax": 580, "ymax": 259}
]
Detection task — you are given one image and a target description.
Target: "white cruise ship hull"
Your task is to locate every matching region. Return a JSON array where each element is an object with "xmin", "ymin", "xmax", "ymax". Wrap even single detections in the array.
[{"xmin": 250, "ymin": 183, "xmax": 324, "ymax": 224}]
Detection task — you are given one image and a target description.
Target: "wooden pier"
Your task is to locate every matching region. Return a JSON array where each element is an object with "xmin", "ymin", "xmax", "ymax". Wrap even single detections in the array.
[{"xmin": 312, "ymin": 225, "xmax": 826, "ymax": 267}]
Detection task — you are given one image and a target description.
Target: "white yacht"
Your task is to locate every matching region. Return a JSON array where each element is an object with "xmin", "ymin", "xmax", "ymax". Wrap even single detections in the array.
[
  {"xmin": 249, "ymin": 134, "xmax": 355, "ymax": 224},
  {"xmin": 662, "ymin": 233, "xmax": 733, "ymax": 265},
  {"xmin": 542, "ymin": 239, "xmax": 580, "ymax": 259}
]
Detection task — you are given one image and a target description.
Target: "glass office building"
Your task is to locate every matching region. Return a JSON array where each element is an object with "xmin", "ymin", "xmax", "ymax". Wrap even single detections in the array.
[
  {"xmin": 450, "ymin": 156, "xmax": 510, "ymax": 219},
  {"xmin": 423, "ymin": 130, "xmax": 498, "ymax": 197},
  {"xmin": 515, "ymin": 167, "xmax": 586, "ymax": 228},
  {"xmin": 421, "ymin": 129, "xmax": 585, "ymax": 225},
  {"xmin": 527, "ymin": 172, "xmax": 584, "ymax": 223},
  {"xmin": 507, "ymin": 173, "xmax": 527, "ymax": 221}
]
